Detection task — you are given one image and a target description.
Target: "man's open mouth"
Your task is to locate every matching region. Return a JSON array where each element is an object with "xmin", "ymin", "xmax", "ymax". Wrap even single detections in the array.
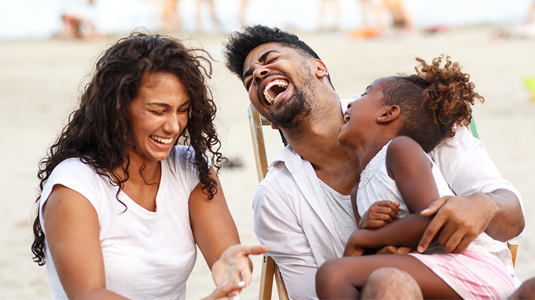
[{"xmin": 263, "ymin": 79, "xmax": 289, "ymax": 105}]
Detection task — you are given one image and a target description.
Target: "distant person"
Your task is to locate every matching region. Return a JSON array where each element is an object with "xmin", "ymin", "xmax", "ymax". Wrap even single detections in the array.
[
  {"xmin": 358, "ymin": 0, "xmax": 383, "ymax": 29},
  {"xmin": 379, "ymin": 0, "xmax": 413, "ymax": 34},
  {"xmin": 238, "ymin": 0, "xmax": 248, "ymax": 27},
  {"xmin": 347, "ymin": 0, "xmax": 383, "ymax": 39},
  {"xmin": 195, "ymin": 0, "xmax": 224, "ymax": 33},
  {"xmin": 492, "ymin": 0, "xmax": 535, "ymax": 39},
  {"xmin": 318, "ymin": 0, "xmax": 341, "ymax": 32},
  {"xmin": 61, "ymin": 0, "xmax": 98, "ymax": 39},
  {"xmin": 349, "ymin": 0, "xmax": 413, "ymax": 39},
  {"xmin": 316, "ymin": 55, "xmax": 516, "ymax": 299},
  {"xmin": 31, "ymin": 32, "xmax": 267, "ymax": 299},
  {"xmin": 525, "ymin": 0, "xmax": 535, "ymax": 24},
  {"xmin": 161, "ymin": 0, "xmax": 180, "ymax": 32}
]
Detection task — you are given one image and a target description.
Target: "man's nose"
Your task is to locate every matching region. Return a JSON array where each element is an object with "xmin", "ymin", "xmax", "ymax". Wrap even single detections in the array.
[{"xmin": 253, "ymin": 66, "xmax": 269, "ymax": 83}]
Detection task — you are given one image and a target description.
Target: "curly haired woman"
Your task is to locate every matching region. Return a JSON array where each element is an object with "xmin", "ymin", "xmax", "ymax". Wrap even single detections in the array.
[
  {"xmin": 31, "ymin": 32, "xmax": 266, "ymax": 299},
  {"xmin": 316, "ymin": 55, "xmax": 517, "ymax": 299}
]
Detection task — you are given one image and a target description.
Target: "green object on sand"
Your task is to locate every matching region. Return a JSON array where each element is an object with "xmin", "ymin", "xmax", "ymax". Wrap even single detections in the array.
[
  {"xmin": 469, "ymin": 113, "xmax": 479, "ymax": 140},
  {"xmin": 524, "ymin": 76, "xmax": 535, "ymax": 91}
]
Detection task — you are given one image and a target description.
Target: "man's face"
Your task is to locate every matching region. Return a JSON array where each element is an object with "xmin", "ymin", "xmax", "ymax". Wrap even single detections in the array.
[{"xmin": 241, "ymin": 43, "xmax": 317, "ymax": 129}]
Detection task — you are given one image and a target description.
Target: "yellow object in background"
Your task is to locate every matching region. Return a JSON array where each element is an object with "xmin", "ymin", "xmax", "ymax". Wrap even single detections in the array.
[{"xmin": 523, "ymin": 76, "xmax": 535, "ymax": 102}]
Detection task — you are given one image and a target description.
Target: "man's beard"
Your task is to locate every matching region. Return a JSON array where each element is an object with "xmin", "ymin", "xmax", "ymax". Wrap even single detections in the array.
[
  {"xmin": 270, "ymin": 89, "xmax": 311, "ymax": 130},
  {"xmin": 269, "ymin": 70, "xmax": 315, "ymax": 130}
]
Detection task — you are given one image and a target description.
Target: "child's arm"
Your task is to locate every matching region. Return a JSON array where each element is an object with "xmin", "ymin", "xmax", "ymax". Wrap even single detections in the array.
[
  {"xmin": 357, "ymin": 201, "xmax": 401, "ymax": 229},
  {"xmin": 349, "ymin": 136, "xmax": 443, "ymax": 249},
  {"xmin": 352, "ymin": 175, "xmax": 401, "ymax": 230}
]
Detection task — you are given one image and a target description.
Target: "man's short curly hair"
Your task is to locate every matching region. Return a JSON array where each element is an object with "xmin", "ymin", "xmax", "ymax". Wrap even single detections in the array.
[{"xmin": 223, "ymin": 25, "xmax": 321, "ymax": 78}]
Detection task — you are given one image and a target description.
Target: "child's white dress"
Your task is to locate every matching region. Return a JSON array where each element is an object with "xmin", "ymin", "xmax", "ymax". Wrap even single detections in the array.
[{"xmin": 357, "ymin": 141, "xmax": 517, "ymax": 300}]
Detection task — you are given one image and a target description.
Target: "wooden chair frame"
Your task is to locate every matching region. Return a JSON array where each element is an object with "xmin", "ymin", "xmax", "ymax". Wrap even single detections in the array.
[
  {"xmin": 248, "ymin": 104, "xmax": 289, "ymax": 300},
  {"xmin": 248, "ymin": 105, "xmax": 518, "ymax": 300}
]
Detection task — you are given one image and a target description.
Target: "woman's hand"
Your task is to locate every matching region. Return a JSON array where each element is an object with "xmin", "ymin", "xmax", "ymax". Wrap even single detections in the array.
[
  {"xmin": 201, "ymin": 281, "xmax": 247, "ymax": 300},
  {"xmin": 358, "ymin": 201, "xmax": 401, "ymax": 229},
  {"xmin": 211, "ymin": 244, "xmax": 268, "ymax": 289}
]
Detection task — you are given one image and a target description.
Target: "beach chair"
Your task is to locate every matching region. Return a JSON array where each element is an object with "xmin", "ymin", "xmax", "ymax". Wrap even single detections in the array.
[
  {"xmin": 248, "ymin": 106, "xmax": 518, "ymax": 300},
  {"xmin": 248, "ymin": 104, "xmax": 289, "ymax": 300}
]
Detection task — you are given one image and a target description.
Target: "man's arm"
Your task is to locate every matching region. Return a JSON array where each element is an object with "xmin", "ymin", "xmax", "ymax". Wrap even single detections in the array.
[
  {"xmin": 419, "ymin": 189, "xmax": 523, "ymax": 253},
  {"xmin": 253, "ymin": 184, "xmax": 319, "ymax": 300},
  {"xmin": 422, "ymin": 126, "xmax": 525, "ymax": 253}
]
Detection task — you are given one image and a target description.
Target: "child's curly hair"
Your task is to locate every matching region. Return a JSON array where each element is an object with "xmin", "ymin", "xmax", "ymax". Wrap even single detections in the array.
[{"xmin": 382, "ymin": 55, "xmax": 484, "ymax": 152}]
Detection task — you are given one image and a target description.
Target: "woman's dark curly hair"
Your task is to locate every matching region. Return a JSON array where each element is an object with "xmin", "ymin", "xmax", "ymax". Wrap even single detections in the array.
[
  {"xmin": 31, "ymin": 32, "xmax": 224, "ymax": 266},
  {"xmin": 382, "ymin": 55, "xmax": 484, "ymax": 153},
  {"xmin": 223, "ymin": 25, "xmax": 333, "ymax": 87}
]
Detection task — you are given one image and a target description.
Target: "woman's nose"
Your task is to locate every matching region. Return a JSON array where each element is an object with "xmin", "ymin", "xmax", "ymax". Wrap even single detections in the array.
[{"xmin": 163, "ymin": 114, "xmax": 180, "ymax": 134}]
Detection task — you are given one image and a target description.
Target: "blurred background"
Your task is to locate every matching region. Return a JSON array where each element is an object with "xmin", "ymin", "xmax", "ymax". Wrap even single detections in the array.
[
  {"xmin": 1, "ymin": 0, "xmax": 534, "ymax": 299},
  {"xmin": 1, "ymin": 0, "xmax": 535, "ymax": 39}
]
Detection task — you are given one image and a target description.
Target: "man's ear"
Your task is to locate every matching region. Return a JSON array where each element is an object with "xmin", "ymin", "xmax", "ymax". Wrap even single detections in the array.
[
  {"xmin": 313, "ymin": 59, "xmax": 329, "ymax": 79},
  {"xmin": 377, "ymin": 105, "xmax": 401, "ymax": 124}
]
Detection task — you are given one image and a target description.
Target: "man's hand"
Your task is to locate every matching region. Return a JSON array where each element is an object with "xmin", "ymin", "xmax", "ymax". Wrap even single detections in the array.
[
  {"xmin": 417, "ymin": 194, "xmax": 498, "ymax": 253},
  {"xmin": 358, "ymin": 201, "xmax": 401, "ymax": 229},
  {"xmin": 211, "ymin": 244, "xmax": 268, "ymax": 288}
]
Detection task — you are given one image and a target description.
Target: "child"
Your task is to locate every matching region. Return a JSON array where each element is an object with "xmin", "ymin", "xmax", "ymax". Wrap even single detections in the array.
[{"xmin": 316, "ymin": 55, "xmax": 517, "ymax": 299}]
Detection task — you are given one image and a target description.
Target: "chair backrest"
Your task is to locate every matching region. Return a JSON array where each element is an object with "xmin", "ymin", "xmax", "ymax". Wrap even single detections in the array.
[{"xmin": 247, "ymin": 104, "xmax": 290, "ymax": 300}]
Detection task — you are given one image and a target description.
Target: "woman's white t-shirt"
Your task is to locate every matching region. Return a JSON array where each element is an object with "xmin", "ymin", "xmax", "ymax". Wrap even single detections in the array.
[{"xmin": 39, "ymin": 146, "xmax": 200, "ymax": 299}]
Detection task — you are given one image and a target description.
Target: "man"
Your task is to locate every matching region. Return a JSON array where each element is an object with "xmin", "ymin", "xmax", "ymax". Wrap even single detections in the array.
[{"xmin": 223, "ymin": 25, "xmax": 524, "ymax": 299}]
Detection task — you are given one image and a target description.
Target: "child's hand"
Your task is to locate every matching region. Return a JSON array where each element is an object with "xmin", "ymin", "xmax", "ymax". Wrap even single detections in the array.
[
  {"xmin": 343, "ymin": 231, "xmax": 365, "ymax": 257},
  {"xmin": 358, "ymin": 201, "xmax": 401, "ymax": 229}
]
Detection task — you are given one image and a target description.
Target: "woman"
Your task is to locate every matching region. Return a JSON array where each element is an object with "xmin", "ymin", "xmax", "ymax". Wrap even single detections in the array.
[{"xmin": 31, "ymin": 32, "xmax": 266, "ymax": 299}]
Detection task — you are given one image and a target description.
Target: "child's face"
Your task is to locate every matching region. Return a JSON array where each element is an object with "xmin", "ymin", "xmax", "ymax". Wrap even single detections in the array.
[{"xmin": 338, "ymin": 77, "xmax": 389, "ymax": 149}]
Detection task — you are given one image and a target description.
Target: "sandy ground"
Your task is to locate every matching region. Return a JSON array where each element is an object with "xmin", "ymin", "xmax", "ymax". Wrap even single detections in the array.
[{"xmin": 1, "ymin": 25, "xmax": 534, "ymax": 299}]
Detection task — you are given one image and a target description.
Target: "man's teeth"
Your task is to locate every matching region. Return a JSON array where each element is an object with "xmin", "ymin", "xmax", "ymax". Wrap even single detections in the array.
[
  {"xmin": 151, "ymin": 136, "xmax": 173, "ymax": 144},
  {"xmin": 263, "ymin": 80, "xmax": 288, "ymax": 105}
]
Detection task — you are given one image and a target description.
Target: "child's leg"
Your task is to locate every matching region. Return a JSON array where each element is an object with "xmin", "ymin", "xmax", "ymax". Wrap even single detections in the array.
[
  {"xmin": 510, "ymin": 277, "xmax": 535, "ymax": 300},
  {"xmin": 316, "ymin": 254, "xmax": 461, "ymax": 299}
]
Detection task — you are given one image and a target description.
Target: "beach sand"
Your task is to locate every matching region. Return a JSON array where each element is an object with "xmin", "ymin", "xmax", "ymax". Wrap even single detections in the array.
[{"xmin": 1, "ymin": 26, "xmax": 533, "ymax": 299}]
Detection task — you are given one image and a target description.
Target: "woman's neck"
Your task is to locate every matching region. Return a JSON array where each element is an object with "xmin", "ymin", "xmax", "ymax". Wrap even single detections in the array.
[{"xmin": 114, "ymin": 151, "xmax": 161, "ymax": 186}]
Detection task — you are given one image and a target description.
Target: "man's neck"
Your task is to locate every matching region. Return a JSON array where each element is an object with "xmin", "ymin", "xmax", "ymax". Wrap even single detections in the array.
[{"xmin": 282, "ymin": 95, "xmax": 361, "ymax": 195}]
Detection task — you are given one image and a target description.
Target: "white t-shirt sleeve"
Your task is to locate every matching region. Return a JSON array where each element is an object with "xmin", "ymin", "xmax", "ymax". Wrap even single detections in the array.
[
  {"xmin": 168, "ymin": 146, "xmax": 202, "ymax": 192},
  {"xmin": 39, "ymin": 158, "xmax": 102, "ymax": 228},
  {"xmin": 429, "ymin": 126, "xmax": 524, "ymax": 239},
  {"xmin": 253, "ymin": 182, "xmax": 319, "ymax": 300}
]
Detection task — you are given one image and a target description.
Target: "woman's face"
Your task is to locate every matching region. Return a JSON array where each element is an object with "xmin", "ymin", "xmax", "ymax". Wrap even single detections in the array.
[
  {"xmin": 338, "ymin": 77, "xmax": 389, "ymax": 149},
  {"xmin": 128, "ymin": 72, "xmax": 190, "ymax": 162}
]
